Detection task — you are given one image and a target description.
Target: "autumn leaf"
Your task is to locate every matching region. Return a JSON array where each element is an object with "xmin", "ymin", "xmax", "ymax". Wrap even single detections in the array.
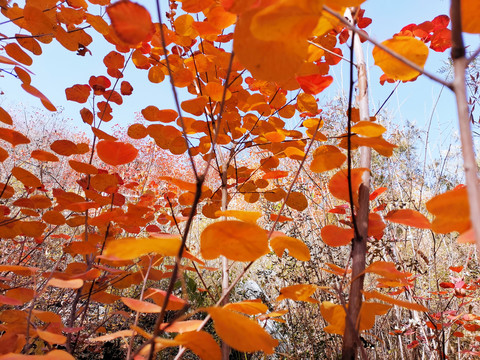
[
  {"xmin": 363, "ymin": 290, "xmax": 428, "ymax": 312},
  {"xmin": 96, "ymin": 140, "xmax": 138, "ymax": 166},
  {"xmin": 207, "ymin": 306, "xmax": 278, "ymax": 354},
  {"xmin": 426, "ymin": 186, "xmax": 470, "ymax": 234},
  {"xmin": 310, "ymin": 145, "xmax": 346, "ymax": 173},
  {"xmin": 461, "ymin": 0, "xmax": 480, "ymax": 33},
  {"xmin": 373, "ymin": 36, "xmax": 429, "ymax": 81},
  {"xmin": 223, "ymin": 299, "xmax": 268, "ymax": 315},
  {"xmin": 107, "ymin": 0, "xmax": 155, "ymax": 45},
  {"xmin": 175, "ymin": 331, "xmax": 221, "ymax": 360},
  {"xmin": 277, "ymin": 284, "xmax": 318, "ymax": 303},
  {"xmin": 321, "ymin": 225, "xmax": 353, "ymax": 247},
  {"xmin": 102, "ymin": 236, "xmax": 181, "ymax": 260},
  {"xmin": 384, "ymin": 209, "xmax": 431, "ymax": 229},
  {"xmin": 270, "ymin": 236, "xmax": 310, "ymax": 261},
  {"xmin": 200, "ymin": 220, "xmax": 269, "ymax": 261},
  {"xmin": 121, "ymin": 297, "xmax": 162, "ymax": 313}
]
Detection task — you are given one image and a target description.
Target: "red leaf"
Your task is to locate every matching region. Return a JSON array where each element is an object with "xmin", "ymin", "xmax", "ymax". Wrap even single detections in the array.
[
  {"xmin": 296, "ymin": 75, "xmax": 333, "ymax": 95},
  {"xmin": 65, "ymin": 84, "xmax": 91, "ymax": 103},
  {"xmin": 96, "ymin": 140, "xmax": 138, "ymax": 166},
  {"xmin": 107, "ymin": 0, "xmax": 154, "ymax": 46}
]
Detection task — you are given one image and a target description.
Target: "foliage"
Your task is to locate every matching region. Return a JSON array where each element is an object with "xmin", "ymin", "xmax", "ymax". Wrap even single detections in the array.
[{"xmin": 0, "ymin": 0, "xmax": 479, "ymax": 359}]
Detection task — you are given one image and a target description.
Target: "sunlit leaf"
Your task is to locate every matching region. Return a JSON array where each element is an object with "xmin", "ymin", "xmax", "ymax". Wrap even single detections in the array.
[
  {"xmin": 90, "ymin": 330, "xmax": 135, "ymax": 342},
  {"xmin": 96, "ymin": 140, "xmax": 138, "ymax": 166},
  {"xmin": 310, "ymin": 145, "xmax": 346, "ymax": 173},
  {"xmin": 121, "ymin": 297, "xmax": 162, "ymax": 313},
  {"xmin": 0, "ymin": 128, "xmax": 30, "ymax": 146},
  {"xmin": 144, "ymin": 288, "xmax": 187, "ymax": 311},
  {"xmin": 200, "ymin": 220, "xmax": 269, "ymax": 261},
  {"xmin": 47, "ymin": 278, "xmax": 84, "ymax": 289},
  {"xmin": 270, "ymin": 236, "xmax": 310, "ymax": 261},
  {"xmin": 286, "ymin": 192, "xmax": 308, "ymax": 211},
  {"xmin": 461, "ymin": 0, "xmax": 480, "ymax": 33},
  {"xmin": 0, "ymin": 107, "xmax": 13, "ymax": 125},
  {"xmin": 320, "ymin": 225, "xmax": 353, "ymax": 246},
  {"xmin": 328, "ymin": 168, "xmax": 369, "ymax": 206},
  {"xmin": 320, "ymin": 301, "xmax": 345, "ymax": 335},
  {"xmin": 36, "ymin": 330, "xmax": 66, "ymax": 345},
  {"xmin": 384, "ymin": 209, "xmax": 431, "ymax": 229},
  {"xmin": 174, "ymin": 331, "xmax": 221, "ymax": 360},
  {"xmin": 277, "ymin": 284, "xmax": 318, "ymax": 303},
  {"xmin": 214, "ymin": 210, "xmax": 262, "ymax": 224},
  {"xmin": 373, "ymin": 36, "xmax": 429, "ymax": 81},
  {"xmin": 107, "ymin": 0, "xmax": 154, "ymax": 45},
  {"xmin": 351, "ymin": 121, "xmax": 386, "ymax": 137},
  {"xmin": 31, "ymin": 150, "xmax": 59, "ymax": 162},
  {"xmin": 224, "ymin": 299, "xmax": 268, "ymax": 315},
  {"xmin": 363, "ymin": 261, "xmax": 409, "ymax": 280},
  {"xmin": 12, "ymin": 167, "xmax": 42, "ymax": 188},
  {"xmin": 426, "ymin": 186, "xmax": 470, "ymax": 234},
  {"xmin": 207, "ymin": 307, "xmax": 278, "ymax": 354},
  {"xmin": 102, "ymin": 236, "xmax": 181, "ymax": 260},
  {"xmin": 160, "ymin": 320, "xmax": 203, "ymax": 333}
]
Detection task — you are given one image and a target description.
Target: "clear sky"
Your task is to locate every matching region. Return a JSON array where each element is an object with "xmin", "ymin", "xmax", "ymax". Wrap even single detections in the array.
[{"xmin": 0, "ymin": 0, "xmax": 478, "ymax": 166}]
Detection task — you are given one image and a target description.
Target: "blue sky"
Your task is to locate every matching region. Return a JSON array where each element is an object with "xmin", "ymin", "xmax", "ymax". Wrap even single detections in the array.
[{"xmin": 0, "ymin": 0, "xmax": 477, "ymax": 165}]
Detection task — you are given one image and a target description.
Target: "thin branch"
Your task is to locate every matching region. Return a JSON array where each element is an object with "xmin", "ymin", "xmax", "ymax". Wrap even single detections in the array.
[{"xmin": 322, "ymin": 5, "xmax": 453, "ymax": 89}]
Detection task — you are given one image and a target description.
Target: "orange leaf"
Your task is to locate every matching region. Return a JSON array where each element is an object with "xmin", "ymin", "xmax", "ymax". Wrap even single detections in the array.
[
  {"xmin": 296, "ymin": 74, "xmax": 333, "ymax": 95},
  {"xmin": 270, "ymin": 236, "xmax": 310, "ymax": 261},
  {"xmin": 373, "ymin": 36, "xmax": 429, "ymax": 81},
  {"xmin": 233, "ymin": 7, "xmax": 307, "ymax": 82},
  {"xmin": 359, "ymin": 302, "xmax": 391, "ymax": 331},
  {"xmin": 224, "ymin": 299, "xmax": 268, "ymax": 315},
  {"xmin": 181, "ymin": 96, "xmax": 208, "ymax": 116},
  {"xmin": 310, "ymin": 145, "xmax": 346, "ymax": 173},
  {"xmin": 31, "ymin": 150, "xmax": 59, "ymax": 162},
  {"xmin": 321, "ymin": 225, "xmax": 353, "ymax": 247},
  {"xmin": 363, "ymin": 290, "xmax": 428, "ymax": 312},
  {"xmin": 107, "ymin": 0, "xmax": 154, "ymax": 45},
  {"xmin": 351, "ymin": 121, "xmax": 386, "ymax": 137},
  {"xmin": 182, "ymin": 0, "xmax": 214, "ymax": 13},
  {"xmin": 12, "ymin": 166, "xmax": 42, "ymax": 188},
  {"xmin": 385, "ymin": 209, "xmax": 431, "ymax": 229},
  {"xmin": 426, "ymin": 186, "xmax": 470, "ymax": 234},
  {"xmin": 144, "ymin": 288, "xmax": 187, "ymax": 311},
  {"xmin": 96, "ymin": 140, "xmax": 138, "ymax": 166},
  {"xmin": 121, "ymin": 297, "xmax": 162, "ymax": 313},
  {"xmin": 68, "ymin": 160, "xmax": 98, "ymax": 175},
  {"xmin": 65, "ymin": 84, "xmax": 91, "ymax": 103},
  {"xmin": 286, "ymin": 192, "xmax": 308, "ymax": 211},
  {"xmin": 90, "ymin": 330, "xmax": 135, "ymax": 342},
  {"xmin": 36, "ymin": 329, "xmax": 67, "ymax": 345},
  {"xmin": 328, "ymin": 168, "xmax": 369, "ymax": 206},
  {"xmin": 207, "ymin": 307, "xmax": 278, "ymax": 354},
  {"xmin": 214, "ymin": 210, "xmax": 262, "ymax": 224},
  {"xmin": 21, "ymin": 83, "xmax": 56, "ymax": 111},
  {"xmin": 200, "ymin": 220, "xmax": 269, "ymax": 261},
  {"xmin": 0, "ymin": 128, "xmax": 30, "ymax": 146},
  {"xmin": 174, "ymin": 331, "xmax": 221, "ymax": 360},
  {"xmin": 277, "ymin": 284, "xmax": 318, "ymax": 303},
  {"xmin": 363, "ymin": 261, "xmax": 409, "ymax": 280},
  {"xmin": 102, "ymin": 236, "xmax": 181, "ymax": 260},
  {"xmin": 320, "ymin": 301, "xmax": 346, "ymax": 335},
  {"xmin": 461, "ymin": 0, "xmax": 480, "ymax": 33},
  {"xmin": 5, "ymin": 42, "xmax": 32, "ymax": 66},
  {"xmin": 0, "ymin": 107, "xmax": 13, "ymax": 125},
  {"xmin": 50, "ymin": 140, "xmax": 79, "ymax": 156},
  {"xmin": 47, "ymin": 278, "xmax": 84, "ymax": 289},
  {"xmin": 160, "ymin": 320, "xmax": 203, "ymax": 333},
  {"xmin": 141, "ymin": 106, "xmax": 177, "ymax": 123}
]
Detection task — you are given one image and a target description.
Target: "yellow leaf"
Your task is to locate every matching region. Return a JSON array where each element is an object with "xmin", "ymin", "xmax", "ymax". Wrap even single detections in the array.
[
  {"xmin": 200, "ymin": 220, "xmax": 268, "ymax": 261},
  {"xmin": 102, "ymin": 236, "xmax": 181, "ymax": 260},
  {"xmin": 270, "ymin": 236, "xmax": 310, "ymax": 261},
  {"xmin": 276, "ymin": 284, "xmax": 318, "ymax": 303},
  {"xmin": 373, "ymin": 36, "xmax": 429, "ymax": 81},
  {"xmin": 207, "ymin": 307, "xmax": 278, "ymax": 354},
  {"xmin": 224, "ymin": 299, "xmax": 269, "ymax": 315}
]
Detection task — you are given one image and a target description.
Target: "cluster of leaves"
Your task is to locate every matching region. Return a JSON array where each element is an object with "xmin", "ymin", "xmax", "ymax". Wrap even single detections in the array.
[{"xmin": 0, "ymin": 0, "xmax": 479, "ymax": 359}]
